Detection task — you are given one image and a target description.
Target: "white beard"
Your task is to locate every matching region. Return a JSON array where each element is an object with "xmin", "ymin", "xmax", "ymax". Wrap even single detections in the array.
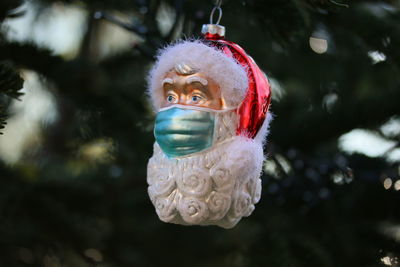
[{"xmin": 146, "ymin": 111, "xmax": 265, "ymax": 229}]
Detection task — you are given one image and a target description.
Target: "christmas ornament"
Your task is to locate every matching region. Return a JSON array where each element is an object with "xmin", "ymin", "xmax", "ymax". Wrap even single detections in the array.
[{"xmin": 146, "ymin": 3, "xmax": 272, "ymax": 228}]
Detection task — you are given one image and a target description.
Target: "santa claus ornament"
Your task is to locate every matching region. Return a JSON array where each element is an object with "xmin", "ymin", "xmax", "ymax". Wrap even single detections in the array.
[{"xmin": 146, "ymin": 4, "xmax": 272, "ymax": 229}]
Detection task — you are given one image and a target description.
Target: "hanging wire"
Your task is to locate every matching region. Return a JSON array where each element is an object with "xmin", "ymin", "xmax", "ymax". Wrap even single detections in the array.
[
  {"xmin": 329, "ymin": 0, "xmax": 349, "ymax": 8},
  {"xmin": 215, "ymin": 0, "xmax": 222, "ymax": 7},
  {"xmin": 209, "ymin": 0, "xmax": 223, "ymax": 24}
]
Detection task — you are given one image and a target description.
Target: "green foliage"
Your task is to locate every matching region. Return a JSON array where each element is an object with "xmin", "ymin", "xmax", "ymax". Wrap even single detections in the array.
[
  {"xmin": 0, "ymin": 0, "xmax": 25, "ymax": 134},
  {"xmin": 0, "ymin": 62, "xmax": 24, "ymax": 134},
  {"xmin": 0, "ymin": 62, "xmax": 24, "ymax": 99},
  {"xmin": 0, "ymin": 108, "xmax": 6, "ymax": 134},
  {"xmin": 0, "ymin": 0, "xmax": 24, "ymax": 22}
]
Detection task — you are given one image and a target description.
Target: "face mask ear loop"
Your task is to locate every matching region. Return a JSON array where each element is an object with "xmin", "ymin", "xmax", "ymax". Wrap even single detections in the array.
[{"xmin": 212, "ymin": 112, "xmax": 220, "ymax": 147}]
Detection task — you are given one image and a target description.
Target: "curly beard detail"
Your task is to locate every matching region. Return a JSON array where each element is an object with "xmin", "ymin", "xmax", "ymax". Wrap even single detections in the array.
[{"xmin": 147, "ymin": 135, "xmax": 264, "ymax": 229}]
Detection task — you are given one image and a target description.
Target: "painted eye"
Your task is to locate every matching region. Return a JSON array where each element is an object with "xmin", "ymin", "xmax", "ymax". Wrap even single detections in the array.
[
  {"xmin": 167, "ymin": 95, "xmax": 175, "ymax": 103},
  {"xmin": 191, "ymin": 95, "xmax": 202, "ymax": 103}
]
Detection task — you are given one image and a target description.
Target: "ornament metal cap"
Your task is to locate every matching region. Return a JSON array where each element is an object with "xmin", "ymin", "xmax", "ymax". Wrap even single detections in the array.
[{"xmin": 201, "ymin": 24, "xmax": 225, "ymax": 39}]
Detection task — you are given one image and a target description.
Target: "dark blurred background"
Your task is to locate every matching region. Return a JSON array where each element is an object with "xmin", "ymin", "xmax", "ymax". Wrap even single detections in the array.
[{"xmin": 0, "ymin": 0, "xmax": 399, "ymax": 266}]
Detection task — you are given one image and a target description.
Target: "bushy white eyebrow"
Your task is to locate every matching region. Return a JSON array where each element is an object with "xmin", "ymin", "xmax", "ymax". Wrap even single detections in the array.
[
  {"xmin": 186, "ymin": 76, "xmax": 208, "ymax": 86},
  {"xmin": 162, "ymin": 78, "xmax": 174, "ymax": 86}
]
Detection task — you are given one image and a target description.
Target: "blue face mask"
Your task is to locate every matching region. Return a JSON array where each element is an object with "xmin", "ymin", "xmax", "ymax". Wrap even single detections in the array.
[{"xmin": 154, "ymin": 106, "xmax": 215, "ymax": 158}]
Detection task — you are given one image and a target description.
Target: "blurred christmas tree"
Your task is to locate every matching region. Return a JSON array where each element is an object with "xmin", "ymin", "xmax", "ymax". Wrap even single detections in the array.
[{"xmin": 0, "ymin": 0, "xmax": 399, "ymax": 266}]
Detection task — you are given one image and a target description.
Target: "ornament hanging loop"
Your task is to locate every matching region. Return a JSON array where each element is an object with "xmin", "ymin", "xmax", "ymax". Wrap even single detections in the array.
[
  {"xmin": 210, "ymin": 0, "xmax": 223, "ymax": 25},
  {"xmin": 203, "ymin": 0, "xmax": 225, "ymax": 39}
]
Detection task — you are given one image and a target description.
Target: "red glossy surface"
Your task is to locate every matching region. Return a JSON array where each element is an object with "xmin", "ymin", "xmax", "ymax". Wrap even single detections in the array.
[{"xmin": 203, "ymin": 32, "xmax": 272, "ymax": 138}]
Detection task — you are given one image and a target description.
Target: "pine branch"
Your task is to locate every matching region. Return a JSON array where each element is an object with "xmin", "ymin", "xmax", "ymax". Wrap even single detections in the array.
[
  {"xmin": 0, "ymin": 0, "xmax": 25, "ymax": 135},
  {"xmin": 0, "ymin": 42, "xmax": 63, "ymax": 78},
  {"xmin": 0, "ymin": 62, "xmax": 24, "ymax": 135},
  {"xmin": 0, "ymin": 0, "xmax": 24, "ymax": 22},
  {"xmin": 165, "ymin": 0, "xmax": 184, "ymax": 42},
  {"xmin": 0, "ymin": 108, "xmax": 6, "ymax": 135},
  {"xmin": 0, "ymin": 62, "xmax": 24, "ymax": 100}
]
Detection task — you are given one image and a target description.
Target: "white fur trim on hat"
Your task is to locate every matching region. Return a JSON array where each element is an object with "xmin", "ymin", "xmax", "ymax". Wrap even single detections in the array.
[{"xmin": 147, "ymin": 40, "xmax": 248, "ymax": 111}]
